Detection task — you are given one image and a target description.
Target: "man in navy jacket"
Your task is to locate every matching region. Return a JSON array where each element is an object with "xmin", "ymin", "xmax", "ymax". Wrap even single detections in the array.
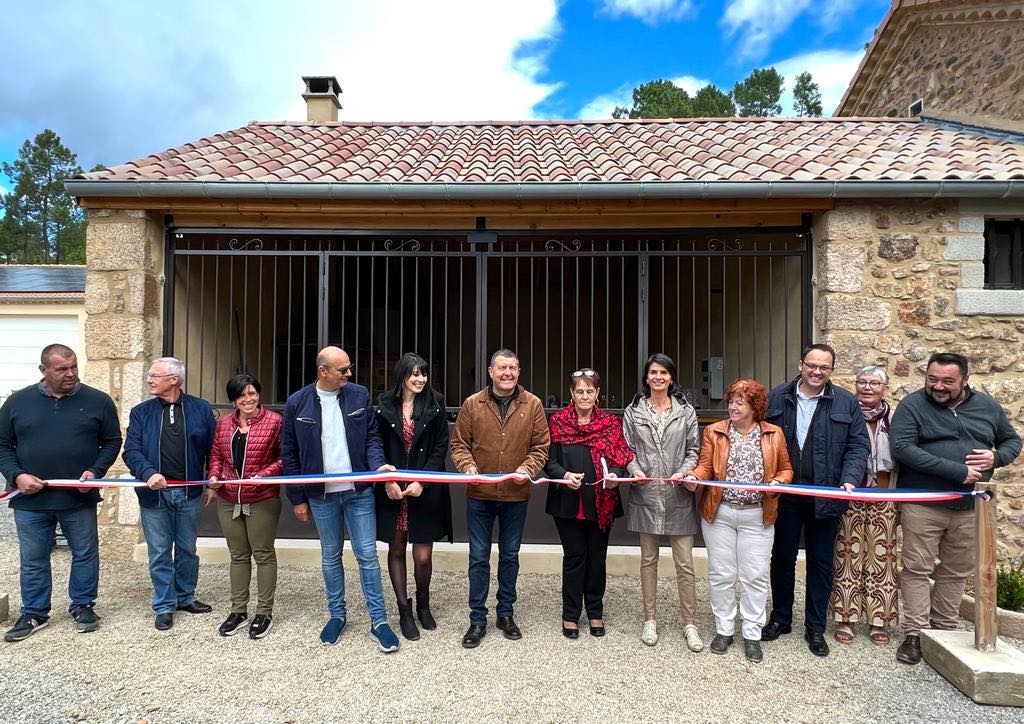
[
  {"xmin": 281, "ymin": 346, "xmax": 400, "ymax": 653},
  {"xmin": 123, "ymin": 357, "xmax": 215, "ymax": 631},
  {"xmin": 761, "ymin": 343, "xmax": 870, "ymax": 657}
]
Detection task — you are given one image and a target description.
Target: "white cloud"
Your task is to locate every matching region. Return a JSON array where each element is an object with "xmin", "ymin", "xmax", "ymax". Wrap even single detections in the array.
[
  {"xmin": 0, "ymin": 0, "xmax": 560, "ymax": 168},
  {"xmin": 577, "ymin": 74, "xmax": 712, "ymax": 119},
  {"xmin": 721, "ymin": 0, "xmax": 861, "ymax": 62},
  {"xmin": 599, "ymin": 0, "xmax": 695, "ymax": 25},
  {"xmin": 771, "ymin": 48, "xmax": 865, "ymax": 116}
]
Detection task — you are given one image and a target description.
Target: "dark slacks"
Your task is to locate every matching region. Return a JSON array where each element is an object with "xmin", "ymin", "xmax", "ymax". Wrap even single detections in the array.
[
  {"xmin": 768, "ymin": 494, "xmax": 839, "ymax": 634},
  {"xmin": 553, "ymin": 516, "xmax": 610, "ymax": 621}
]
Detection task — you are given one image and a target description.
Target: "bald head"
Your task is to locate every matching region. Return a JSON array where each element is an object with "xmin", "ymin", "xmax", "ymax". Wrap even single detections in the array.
[{"xmin": 316, "ymin": 346, "xmax": 352, "ymax": 392}]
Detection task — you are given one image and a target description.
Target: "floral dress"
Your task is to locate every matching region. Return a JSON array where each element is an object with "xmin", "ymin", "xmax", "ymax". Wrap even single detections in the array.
[{"xmin": 396, "ymin": 415, "xmax": 415, "ymax": 531}]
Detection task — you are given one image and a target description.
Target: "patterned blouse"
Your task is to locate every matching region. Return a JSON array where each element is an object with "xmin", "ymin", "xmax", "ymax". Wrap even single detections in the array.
[
  {"xmin": 645, "ymin": 399, "xmax": 671, "ymax": 447},
  {"xmin": 723, "ymin": 423, "xmax": 764, "ymax": 505}
]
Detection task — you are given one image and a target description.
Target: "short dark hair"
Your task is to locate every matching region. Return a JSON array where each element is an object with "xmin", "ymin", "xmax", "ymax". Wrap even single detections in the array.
[
  {"xmin": 489, "ymin": 349, "xmax": 518, "ymax": 367},
  {"xmin": 927, "ymin": 352, "xmax": 969, "ymax": 377},
  {"xmin": 801, "ymin": 343, "xmax": 836, "ymax": 367},
  {"xmin": 226, "ymin": 373, "xmax": 261, "ymax": 402},
  {"xmin": 641, "ymin": 353, "xmax": 679, "ymax": 398},
  {"xmin": 40, "ymin": 344, "xmax": 75, "ymax": 366}
]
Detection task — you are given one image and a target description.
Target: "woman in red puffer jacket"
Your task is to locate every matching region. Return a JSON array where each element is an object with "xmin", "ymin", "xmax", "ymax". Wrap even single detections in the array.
[{"xmin": 204, "ymin": 373, "xmax": 283, "ymax": 641}]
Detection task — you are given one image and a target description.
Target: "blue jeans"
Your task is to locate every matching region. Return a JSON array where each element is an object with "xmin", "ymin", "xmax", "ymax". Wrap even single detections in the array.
[
  {"xmin": 14, "ymin": 505, "xmax": 99, "ymax": 618},
  {"xmin": 139, "ymin": 488, "xmax": 202, "ymax": 614},
  {"xmin": 308, "ymin": 487, "xmax": 387, "ymax": 625},
  {"xmin": 466, "ymin": 498, "xmax": 529, "ymax": 625}
]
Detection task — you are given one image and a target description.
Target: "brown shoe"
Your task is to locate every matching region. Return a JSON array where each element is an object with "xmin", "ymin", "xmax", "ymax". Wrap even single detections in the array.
[{"xmin": 896, "ymin": 634, "xmax": 921, "ymax": 665}]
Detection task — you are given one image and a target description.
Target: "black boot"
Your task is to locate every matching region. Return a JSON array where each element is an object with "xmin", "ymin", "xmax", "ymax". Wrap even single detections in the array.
[
  {"xmin": 397, "ymin": 598, "xmax": 420, "ymax": 641},
  {"xmin": 416, "ymin": 590, "xmax": 437, "ymax": 630}
]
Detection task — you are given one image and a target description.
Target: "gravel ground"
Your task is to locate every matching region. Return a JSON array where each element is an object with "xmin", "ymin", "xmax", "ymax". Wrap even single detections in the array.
[{"xmin": 1, "ymin": 506, "xmax": 1021, "ymax": 724}]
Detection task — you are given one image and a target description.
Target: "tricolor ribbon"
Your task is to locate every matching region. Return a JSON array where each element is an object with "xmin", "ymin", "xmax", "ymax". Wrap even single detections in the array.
[
  {"xmin": 597, "ymin": 458, "xmax": 977, "ymax": 503},
  {"xmin": 0, "ymin": 469, "xmax": 574, "ymax": 501}
]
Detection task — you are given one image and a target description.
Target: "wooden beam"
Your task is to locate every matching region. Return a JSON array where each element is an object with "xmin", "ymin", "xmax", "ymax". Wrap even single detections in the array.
[{"xmin": 163, "ymin": 210, "xmax": 807, "ymax": 230}]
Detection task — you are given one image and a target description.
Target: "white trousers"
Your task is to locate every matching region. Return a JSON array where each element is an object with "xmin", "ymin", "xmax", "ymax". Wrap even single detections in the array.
[{"xmin": 701, "ymin": 504, "xmax": 775, "ymax": 640}]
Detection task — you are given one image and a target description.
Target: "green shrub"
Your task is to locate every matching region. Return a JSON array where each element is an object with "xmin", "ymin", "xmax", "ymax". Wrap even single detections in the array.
[{"xmin": 997, "ymin": 556, "xmax": 1024, "ymax": 612}]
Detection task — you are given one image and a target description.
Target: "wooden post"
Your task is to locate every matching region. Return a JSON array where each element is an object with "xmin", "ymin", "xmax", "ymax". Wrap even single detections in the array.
[{"xmin": 974, "ymin": 482, "xmax": 998, "ymax": 652}]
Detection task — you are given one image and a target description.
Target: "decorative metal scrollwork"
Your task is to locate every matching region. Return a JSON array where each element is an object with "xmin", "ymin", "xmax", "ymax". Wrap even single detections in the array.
[
  {"xmin": 544, "ymin": 238, "xmax": 582, "ymax": 252},
  {"xmin": 228, "ymin": 237, "xmax": 264, "ymax": 251},
  {"xmin": 383, "ymin": 238, "xmax": 422, "ymax": 252},
  {"xmin": 707, "ymin": 238, "xmax": 744, "ymax": 252}
]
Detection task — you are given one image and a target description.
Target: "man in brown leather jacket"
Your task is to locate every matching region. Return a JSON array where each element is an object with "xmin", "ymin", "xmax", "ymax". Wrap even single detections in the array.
[{"xmin": 449, "ymin": 349, "xmax": 550, "ymax": 649}]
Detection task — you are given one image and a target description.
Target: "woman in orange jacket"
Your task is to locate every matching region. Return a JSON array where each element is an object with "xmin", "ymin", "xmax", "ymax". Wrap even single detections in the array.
[{"xmin": 683, "ymin": 378, "xmax": 793, "ymax": 663}]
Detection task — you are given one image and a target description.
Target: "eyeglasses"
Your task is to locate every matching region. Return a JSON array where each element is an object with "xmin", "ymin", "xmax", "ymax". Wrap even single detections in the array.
[
  {"xmin": 801, "ymin": 362, "xmax": 834, "ymax": 373},
  {"xmin": 146, "ymin": 373, "xmax": 176, "ymax": 380},
  {"xmin": 324, "ymin": 364, "xmax": 354, "ymax": 375},
  {"xmin": 856, "ymin": 380, "xmax": 885, "ymax": 389},
  {"xmin": 572, "ymin": 370, "xmax": 597, "ymax": 378}
]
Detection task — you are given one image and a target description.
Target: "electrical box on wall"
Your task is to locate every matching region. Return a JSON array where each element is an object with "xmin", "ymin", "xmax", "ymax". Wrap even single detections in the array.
[{"xmin": 701, "ymin": 357, "xmax": 724, "ymax": 401}]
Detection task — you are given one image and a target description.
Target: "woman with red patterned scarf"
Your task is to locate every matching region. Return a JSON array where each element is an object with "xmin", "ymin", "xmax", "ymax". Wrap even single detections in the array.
[{"xmin": 545, "ymin": 368, "xmax": 632, "ymax": 640}]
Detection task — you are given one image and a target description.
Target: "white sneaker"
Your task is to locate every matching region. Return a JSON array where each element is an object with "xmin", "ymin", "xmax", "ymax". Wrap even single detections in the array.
[
  {"xmin": 684, "ymin": 624, "xmax": 704, "ymax": 652},
  {"xmin": 641, "ymin": 620, "xmax": 658, "ymax": 646}
]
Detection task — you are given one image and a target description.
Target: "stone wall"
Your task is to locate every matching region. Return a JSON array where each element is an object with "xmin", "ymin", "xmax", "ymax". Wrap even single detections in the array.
[
  {"xmin": 816, "ymin": 201, "xmax": 1024, "ymax": 560},
  {"xmin": 851, "ymin": 11, "xmax": 1024, "ymax": 119},
  {"xmin": 83, "ymin": 209, "xmax": 165, "ymax": 557}
]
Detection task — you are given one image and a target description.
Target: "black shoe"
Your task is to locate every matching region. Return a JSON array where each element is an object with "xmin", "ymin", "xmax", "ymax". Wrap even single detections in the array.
[
  {"xmin": 397, "ymin": 598, "xmax": 420, "ymax": 641},
  {"xmin": 249, "ymin": 614, "xmax": 273, "ymax": 640},
  {"xmin": 154, "ymin": 613, "xmax": 174, "ymax": 631},
  {"xmin": 4, "ymin": 613, "xmax": 49, "ymax": 642},
  {"xmin": 178, "ymin": 600, "xmax": 213, "ymax": 614},
  {"xmin": 70, "ymin": 605, "xmax": 100, "ymax": 634},
  {"xmin": 562, "ymin": 623, "xmax": 580, "ymax": 640},
  {"xmin": 710, "ymin": 633, "xmax": 734, "ymax": 654},
  {"xmin": 589, "ymin": 621, "xmax": 606, "ymax": 638},
  {"xmin": 496, "ymin": 615, "xmax": 522, "ymax": 640},
  {"xmin": 744, "ymin": 638, "xmax": 764, "ymax": 663},
  {"xmin": 218, "ymin": 612, "xmax": 247, "ymax": 637},
  {"xmin": 462, "ymin": 623, "xmax": 486, "ymax": 649},
  {"xmin": 805, "ymin": 629, "xmax": 830, "ymax": 657},
  {"xmin": 896, "ymin": 634, "xmax": 922, "ymax": 665},
  {"xmin": 415, "ymin": 590, "xmax": 437, "ymax": 631},
  {"xmin": 760, "ymin": 621, "xmax": 792, "ymax": 641}
]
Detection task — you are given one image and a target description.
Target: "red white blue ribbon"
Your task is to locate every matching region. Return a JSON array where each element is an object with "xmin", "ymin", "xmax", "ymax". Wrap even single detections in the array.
[
  {"xmin": 597, "ymin": 458, "xmax": 977, "ymax": 503},
  {"xmin": 3, "ymin": 466, "xmax": 979, "ymax": 504}
]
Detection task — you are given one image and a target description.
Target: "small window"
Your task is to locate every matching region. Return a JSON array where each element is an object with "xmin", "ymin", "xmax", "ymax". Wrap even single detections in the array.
[{"xmin": 984, "ymin": 219, "xmax": 1024, "ymax": 290}]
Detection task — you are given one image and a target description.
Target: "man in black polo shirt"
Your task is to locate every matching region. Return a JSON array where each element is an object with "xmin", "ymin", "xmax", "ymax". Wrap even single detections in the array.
[{"xmin": 0, "ymin": 344, "xmax": 122, "ymax": 642}]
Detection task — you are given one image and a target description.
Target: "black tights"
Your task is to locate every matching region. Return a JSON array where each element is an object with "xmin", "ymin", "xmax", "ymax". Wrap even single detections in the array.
[{"xmin": 387, "ymin": 529, "xmax": 434, "ymax": 601}]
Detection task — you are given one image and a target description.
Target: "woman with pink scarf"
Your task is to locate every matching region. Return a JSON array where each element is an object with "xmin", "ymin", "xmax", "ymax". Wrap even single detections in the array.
[{"xmin": 831, "ymin": 366, "xmax": 898, "ymax": 646}]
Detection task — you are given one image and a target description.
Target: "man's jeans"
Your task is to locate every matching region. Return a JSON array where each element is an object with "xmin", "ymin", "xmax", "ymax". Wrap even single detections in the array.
[
  {"xmin": 139, "ymin": 488, "xmax": 202, "ymax": 614},
  {"xmin": 466, "ymin": 498, "xmax": 529, "ymax": 625},
  {"xmin": 308, "ymin": 487, "xmax": 387, "ymax": 625},
  {"xmin": 14, "ymin": 505, "xmax": 99, "ymax": 619}
]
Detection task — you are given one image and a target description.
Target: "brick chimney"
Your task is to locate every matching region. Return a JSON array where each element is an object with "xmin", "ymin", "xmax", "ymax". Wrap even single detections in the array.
[{"xmin": 302, "ymin": 76, "xmax": 342, "ymax": 122}]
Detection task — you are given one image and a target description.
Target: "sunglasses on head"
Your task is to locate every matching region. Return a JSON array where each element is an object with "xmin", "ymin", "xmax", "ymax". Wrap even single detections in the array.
[{"xmin": 572, "ymin": 370, "xmax": 596, "ymax": 377}]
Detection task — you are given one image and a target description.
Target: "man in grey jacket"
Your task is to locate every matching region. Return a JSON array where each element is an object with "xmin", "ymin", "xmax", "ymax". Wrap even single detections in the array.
[{"xmin": 892, "ymin": 352, "xmax": 1021, "ymax": 665}]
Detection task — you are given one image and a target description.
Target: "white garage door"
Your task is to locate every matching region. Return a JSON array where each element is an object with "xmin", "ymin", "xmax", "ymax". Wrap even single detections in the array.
[{"xmin": 0, "ymin": 314, "xmax": 80, "ymax": 403}]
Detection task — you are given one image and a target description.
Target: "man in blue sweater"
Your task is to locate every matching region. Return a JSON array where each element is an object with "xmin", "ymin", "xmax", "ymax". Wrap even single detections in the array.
[
  {"xmin": 0, "ymin": 344, "xmax": 122, "ymax": 642},
  {"xmin": 893, "ymin": 352, "xmax": 1021, "ymax": 665}
]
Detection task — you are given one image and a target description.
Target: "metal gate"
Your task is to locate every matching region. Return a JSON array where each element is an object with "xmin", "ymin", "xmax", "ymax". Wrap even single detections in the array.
[{"xmin": 165, "ymin": 223, "xmax": 811, "ymax": 542}]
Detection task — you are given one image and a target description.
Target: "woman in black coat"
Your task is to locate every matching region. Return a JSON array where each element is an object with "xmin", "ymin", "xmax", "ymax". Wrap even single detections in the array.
[{"xmin": 375, "ymin": 353, "xmax": 452, "ymax": 641}]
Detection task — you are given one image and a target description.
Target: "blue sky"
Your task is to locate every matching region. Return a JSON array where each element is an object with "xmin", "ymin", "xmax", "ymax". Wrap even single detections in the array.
[{"xmin": 0, "ymin": 0, "xmax": 891, "ymax": 185}]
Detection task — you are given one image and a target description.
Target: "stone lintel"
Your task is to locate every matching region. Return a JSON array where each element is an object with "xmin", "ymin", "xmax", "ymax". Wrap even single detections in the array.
[
  {"xmin": 921, "ymin": 630, "xmax": 1024, "ymax": 707},
  {"xmin": 955, "ymin": 290, "xmax": 1024, "ymax": 315}
]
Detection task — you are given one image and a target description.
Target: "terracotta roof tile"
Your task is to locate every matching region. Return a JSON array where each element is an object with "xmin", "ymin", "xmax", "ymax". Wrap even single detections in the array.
[{"xmin": 81, "ymin": 118, "xmax": 1024, "ymax": 185}]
